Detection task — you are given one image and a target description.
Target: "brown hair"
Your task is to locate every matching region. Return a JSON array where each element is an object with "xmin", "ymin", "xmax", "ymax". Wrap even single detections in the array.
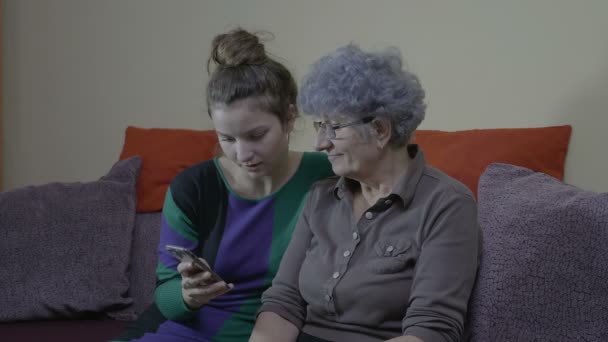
[{"xmin": 206, "ymin": 28, "xmax": 297, "ymax": 125}]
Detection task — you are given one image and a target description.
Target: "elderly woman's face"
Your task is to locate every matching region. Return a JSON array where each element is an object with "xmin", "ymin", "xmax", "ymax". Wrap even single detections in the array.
[{"xmin": 313, "ymin": 116, "xmax": 379, "ymax": 179}]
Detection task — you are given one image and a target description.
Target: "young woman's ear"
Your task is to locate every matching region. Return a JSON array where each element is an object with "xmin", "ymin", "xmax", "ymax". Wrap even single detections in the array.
[{"xmin": 372, "ymin": 118, "xmax": 392, "ymax": 148}]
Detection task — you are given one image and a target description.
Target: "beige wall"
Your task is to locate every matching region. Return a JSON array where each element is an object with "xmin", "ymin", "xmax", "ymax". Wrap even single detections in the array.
[
  {"xmin": 0, "ymin": 0, "xmax": 3, "ymax": 190},
  {"xmin": 3, "ymin": 0, "xmax": 608, "ymax": 192}
]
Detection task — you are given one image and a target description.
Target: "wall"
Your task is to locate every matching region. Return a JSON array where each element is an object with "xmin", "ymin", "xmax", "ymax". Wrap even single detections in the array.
[
  {"xmin": 0, "ymin": 0, "xmax": 3, "ymax": 190},
  {"xmin": 3, "ymin": 0, "xmax": 608, "ymax": 191}
]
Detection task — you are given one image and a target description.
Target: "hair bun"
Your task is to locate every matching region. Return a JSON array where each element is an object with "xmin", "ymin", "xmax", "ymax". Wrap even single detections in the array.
[{"xmin": 211, "ymin": 28, "xmax": 267, "ymax": 67}]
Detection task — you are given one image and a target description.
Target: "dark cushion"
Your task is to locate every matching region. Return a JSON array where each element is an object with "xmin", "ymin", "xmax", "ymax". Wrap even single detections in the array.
[
  {"xmin": 112, "ymin": 212, "xmax": 162, "ymax": 320},
  {"xmin": 0, "ymin": 157, "xmax": 141, "ymax": 321},
  {"xmin": 467, "ymin": 163, "xmax": 608, "ymax": 341},
  {"xmin": 0, "ymin": 319, "xmax": 127, "ymax": 342}
]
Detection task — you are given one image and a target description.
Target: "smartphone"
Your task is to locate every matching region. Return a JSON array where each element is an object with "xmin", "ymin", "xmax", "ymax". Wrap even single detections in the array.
[{"xmin": 165, "ymin": 245, "xmax": 224, "ymax": 283}]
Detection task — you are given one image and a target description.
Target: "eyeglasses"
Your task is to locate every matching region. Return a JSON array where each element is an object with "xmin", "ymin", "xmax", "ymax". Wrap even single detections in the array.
[{"xmin": 312, "ymin": 116, "xmax": 374, "ymax": 139}]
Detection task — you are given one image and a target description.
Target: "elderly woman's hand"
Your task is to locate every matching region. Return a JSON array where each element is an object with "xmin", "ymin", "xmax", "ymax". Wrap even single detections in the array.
[{"xmin": 177, "ymin": 259, "xmax": 233, "ymax": 310}]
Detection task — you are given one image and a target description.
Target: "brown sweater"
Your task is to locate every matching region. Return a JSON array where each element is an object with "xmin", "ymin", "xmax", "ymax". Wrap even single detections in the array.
[{"xmin": 260, "ymin": 146, "xmax": 480, "ymax": 342}]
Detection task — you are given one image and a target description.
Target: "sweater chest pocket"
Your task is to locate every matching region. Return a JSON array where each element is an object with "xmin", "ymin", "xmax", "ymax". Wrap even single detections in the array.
[{"xmin": 368, "ymin": 239, "xmax": 415, "ymax": 274}]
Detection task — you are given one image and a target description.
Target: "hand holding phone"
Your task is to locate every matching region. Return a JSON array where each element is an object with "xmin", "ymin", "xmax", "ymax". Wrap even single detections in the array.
[
  {"xmin": 166, "ymin": 245, "xmax": 232, "ymax": 310},
  {"xmin": 165, "ymin": 245, "xmax": 224, "ymax": 283}
]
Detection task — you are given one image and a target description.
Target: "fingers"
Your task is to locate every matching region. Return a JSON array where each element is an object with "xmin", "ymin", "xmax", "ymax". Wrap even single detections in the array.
[
  {"xmin": 182, "ymin": 271, "xmax": 214, "ymax": 289},
  {"xmin": 177, "ymin": 261, "xmax": 201, "ymax": 275},
  {"xmin": 182, "ymin": 278, "xmax": 234, "ymax": 309},
  {"xmin": 186, "ymin": 281, "xmax": 234, "ymax": 299},
  {"xmin": 177, "ymin": 258, "xmax": 213, "ymax": 275}
]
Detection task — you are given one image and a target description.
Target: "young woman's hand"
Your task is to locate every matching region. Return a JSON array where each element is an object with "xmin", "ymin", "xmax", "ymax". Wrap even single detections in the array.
[{"xmin": 177, "ymin": 259, "xmax": 233, "ymax": 310}]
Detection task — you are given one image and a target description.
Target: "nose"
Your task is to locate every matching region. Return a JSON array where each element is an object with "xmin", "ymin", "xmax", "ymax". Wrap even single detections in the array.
[
  {"xmin": 235, "ymin": 141, "xmax": 254, "ymax": 163},
  {"xmin": 314, "ymin": 130, "xmax": 332, "ymax": 152}
]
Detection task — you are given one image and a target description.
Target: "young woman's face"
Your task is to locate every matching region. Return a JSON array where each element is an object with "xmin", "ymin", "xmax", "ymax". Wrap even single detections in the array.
[{"xmin": 211, "ymin": 98, "xmax": 293, "ymax": 178}]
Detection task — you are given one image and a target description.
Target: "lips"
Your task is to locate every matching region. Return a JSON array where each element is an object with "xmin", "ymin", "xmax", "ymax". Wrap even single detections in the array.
[{"xmin": 242, "ymin": 162, "xmax": 262, "ymax": 169}]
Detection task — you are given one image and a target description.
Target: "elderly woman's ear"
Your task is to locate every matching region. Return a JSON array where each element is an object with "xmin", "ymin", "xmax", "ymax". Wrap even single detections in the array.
[{"xmin": 371, "ymin": 118, "xmax": 392, "ymax": 149}]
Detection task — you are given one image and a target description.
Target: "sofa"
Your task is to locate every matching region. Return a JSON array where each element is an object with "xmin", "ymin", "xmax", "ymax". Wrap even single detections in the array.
[
  {"xmin": 1, "ymin": 124, "xmax": 606, "ymax": 341},
  {"xmin": 0, "ymin": 126, "xmax": 220, "ymax": 342},
  {"xmin": 0, "ymin": 157, "xmax": 163, "ymax": 342}
]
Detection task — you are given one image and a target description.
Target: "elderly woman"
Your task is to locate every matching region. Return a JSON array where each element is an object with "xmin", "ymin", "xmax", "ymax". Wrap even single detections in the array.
[{"xmin": 249, "ymin": 44, "xmax": 479, "ymax": 342}]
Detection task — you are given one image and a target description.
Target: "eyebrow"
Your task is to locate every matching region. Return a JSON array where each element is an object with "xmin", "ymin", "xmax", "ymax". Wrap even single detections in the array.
[
  {"xmin": 216, "ymin": 126, "xmax": 268, "ymax": 137},
  {"xmin": 313, "ymin": 116, "xmax": 344, "ymax": 123}
]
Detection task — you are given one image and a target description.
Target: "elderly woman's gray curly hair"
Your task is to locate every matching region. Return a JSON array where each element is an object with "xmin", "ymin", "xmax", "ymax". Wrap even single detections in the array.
[{"xmin": 298, "ymin": 44, "xmax": 426, "ymax": 146}]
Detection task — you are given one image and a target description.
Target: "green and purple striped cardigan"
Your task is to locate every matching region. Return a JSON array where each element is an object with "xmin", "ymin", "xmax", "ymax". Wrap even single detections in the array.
[{"xmin": 117, "ymin": 152, "xmax": 332, "ymax": 342}]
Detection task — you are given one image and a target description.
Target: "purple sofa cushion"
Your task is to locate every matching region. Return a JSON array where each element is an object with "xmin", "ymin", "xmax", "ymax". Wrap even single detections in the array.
[
  {"xmin": 468, "ymin": 163, "xmax": 608, "ymax": 341},
  {"xmin": 111, "ymin": 212, "xmax": 162, "ymax": 320},
  {"xmin": 0, "ymin": 319, "xmax": 128, "ymax": 342},
  {"xmin": 0, "ymin": 157, "xmax": 141, "ymax": 321}
]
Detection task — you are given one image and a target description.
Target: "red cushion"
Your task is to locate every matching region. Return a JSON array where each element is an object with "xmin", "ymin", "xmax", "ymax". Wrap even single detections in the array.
[
  {"xmin": 413, "ymin": 125, "xmax": 572, "ymax": 196},
  {"xmin": 119, "ymin": 126, "xmax": 219, "ymax": 212}
]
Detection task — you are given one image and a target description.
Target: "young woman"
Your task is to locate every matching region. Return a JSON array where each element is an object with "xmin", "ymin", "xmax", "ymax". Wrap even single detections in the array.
[{"xmin": 113, "ymin": 28, "xmax": 333, "ymax": 342}]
